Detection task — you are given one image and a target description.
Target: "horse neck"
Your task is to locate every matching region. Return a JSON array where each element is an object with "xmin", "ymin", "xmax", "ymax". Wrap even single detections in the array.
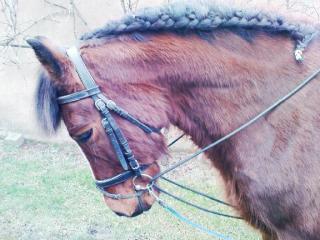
[
  {"xmin": 141, "ymin": 32, "xmax": 320, "ymax": 169},
  {"xmin": 84, "ymin": 31, "xmax": 320, "ymax": 167}
]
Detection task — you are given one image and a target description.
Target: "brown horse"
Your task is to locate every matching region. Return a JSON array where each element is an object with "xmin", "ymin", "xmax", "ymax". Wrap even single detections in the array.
[{"xmin": 28, "ymin": 2, "xmax": 320, "ymax": 239}]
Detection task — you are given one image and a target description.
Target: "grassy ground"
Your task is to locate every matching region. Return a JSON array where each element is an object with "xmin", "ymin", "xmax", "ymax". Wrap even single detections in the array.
[{"xmin": 0, "ymin": 140, "xmax": 261, "ymax": 240}]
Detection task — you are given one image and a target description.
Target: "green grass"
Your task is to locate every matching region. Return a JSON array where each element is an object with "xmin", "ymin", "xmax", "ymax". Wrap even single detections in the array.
[{"xmin": 0, "ymin": 140, "xmax": 261, "ymax": 240}]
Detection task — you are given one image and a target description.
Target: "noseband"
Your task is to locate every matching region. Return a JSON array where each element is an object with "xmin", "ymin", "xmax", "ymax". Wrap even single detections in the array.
[{"xmin": 58, "ymin": 46, "xmax": 157, "ymax": 200}]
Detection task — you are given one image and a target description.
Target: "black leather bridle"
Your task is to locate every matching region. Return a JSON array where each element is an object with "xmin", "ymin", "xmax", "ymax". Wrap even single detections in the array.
[{"xmin": 58, "ymin": 46, "xmax": 157, "ymax": 200}]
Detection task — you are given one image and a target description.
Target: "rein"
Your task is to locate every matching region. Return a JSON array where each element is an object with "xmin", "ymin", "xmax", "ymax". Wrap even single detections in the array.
[
  {"xmin": 151, "ymin": 66, "xmax": 320, "ymax": 182},
  {"xmin": 58, "ymin": 46, "xmax": 320, "ymax": 239},
  {"xmin": 143, "ymin": 65, "xmax": 320, "ymax": 239}
]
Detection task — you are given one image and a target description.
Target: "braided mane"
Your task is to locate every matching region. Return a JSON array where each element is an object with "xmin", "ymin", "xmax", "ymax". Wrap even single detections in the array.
[{"xmin": 81, "ymin": 1, "xmax": 318, "ymax": 55}]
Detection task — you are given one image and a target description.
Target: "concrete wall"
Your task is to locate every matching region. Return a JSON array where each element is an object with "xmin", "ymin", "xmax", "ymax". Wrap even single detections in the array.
[
  {"xmin": 0, "ymin": 0, "xmax": 165, "ymax": 141},
  {"xmin": 0, "ymin": 0, "xmax": 318, "ymax": 142}
]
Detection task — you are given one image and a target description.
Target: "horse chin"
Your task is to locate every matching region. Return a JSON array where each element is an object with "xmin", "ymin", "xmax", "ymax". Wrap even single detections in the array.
[
  {"xmin": 102, "ymin": 163, "xmax": 161, "ymax": 217},
  {"xmin": 114, "ymin": 203, "xmax": 152, "ymax": 218},
  {"xmin": 103, "ymin": 190, "xmax": 157, "ymax": 218}
]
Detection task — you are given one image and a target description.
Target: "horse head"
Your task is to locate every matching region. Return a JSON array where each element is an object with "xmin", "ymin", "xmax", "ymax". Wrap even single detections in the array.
[{"xmin": 28, "ymin": 36, "xmax": 171, "ymax": 217}]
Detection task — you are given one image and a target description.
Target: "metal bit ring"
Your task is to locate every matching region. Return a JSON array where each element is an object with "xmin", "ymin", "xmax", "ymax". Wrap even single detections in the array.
[{"xmin": 132, "ymin": 174, "xmax": 154, "ymax": 191}]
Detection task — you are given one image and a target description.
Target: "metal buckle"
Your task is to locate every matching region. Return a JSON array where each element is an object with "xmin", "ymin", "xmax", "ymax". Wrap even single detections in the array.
[
  {"xmin": 95, "ymin": 99, "xmax": 106, "ymax": 111},
  {"xmin": 129, "ymin": 159, "xmax": 140, "ymax": 171},
  {"xmin": 132, "ymin": 174, "xmax": 154, "ymax": 191}
]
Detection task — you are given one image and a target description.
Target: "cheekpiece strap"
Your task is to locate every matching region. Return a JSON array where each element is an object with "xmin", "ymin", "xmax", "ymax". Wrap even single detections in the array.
[
  {"xmin": 66, "ymin": 46, "xmax": 98, "ymax": 89},
  {"xmin": 65, "ymin": 46, "xmax": 143, "ymax": 174}
]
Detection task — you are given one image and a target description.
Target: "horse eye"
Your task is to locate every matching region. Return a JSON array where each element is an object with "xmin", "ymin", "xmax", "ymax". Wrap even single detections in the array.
[{"xmin": 74, "ymin": 129, "xmax": 93, "ymax": 143}]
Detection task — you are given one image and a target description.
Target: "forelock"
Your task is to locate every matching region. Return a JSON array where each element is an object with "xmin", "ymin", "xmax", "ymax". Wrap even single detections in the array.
[{"xmin": 35, "ymin": 70, "xmax": 61, "ymax": 134}]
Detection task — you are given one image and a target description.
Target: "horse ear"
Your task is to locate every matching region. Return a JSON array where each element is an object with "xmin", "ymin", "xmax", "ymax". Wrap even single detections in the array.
[{"xmin": 27, "ymin": 36, "xmax": 66, "ymax": 78}]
